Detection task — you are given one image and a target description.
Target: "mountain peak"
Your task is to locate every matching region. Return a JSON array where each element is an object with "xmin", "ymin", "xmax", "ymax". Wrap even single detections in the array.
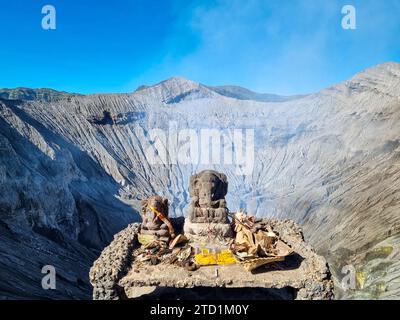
[
  {"xmin": 156, "ymin": 76, "xmax": 202, "ymax": 91},
  {"xmin": 342, "ymin": 61, "xmax": 400, "ymax": 95},
  {"xmin": 134, "ymin": 76, "xmax": 216, "ymax": 104},
  {"xmin": 372, "ymin": 61, "xmax": 400, "ymax": 70},
  {"xmin": 352, "ymin": 61, "xmax": 400, "ymax": 80}
]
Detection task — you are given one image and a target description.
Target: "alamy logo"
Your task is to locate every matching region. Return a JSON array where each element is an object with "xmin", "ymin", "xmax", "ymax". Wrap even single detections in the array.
[
  {"xmin": 341, "ymin": 5, "xmax": 357, "ymax": 30},
  {"xmin": 341, "ymin": 264, "xmax": 356, "ymax": 290},
  {"xmin": 0, "ymin": 165, "xmax": 5, "ymax": 183},
  {"xmin": 41, "ymin": 5, "xmax": 56, "ymax": 30},
  {"xmin": 41, "ymin": 265, "xmax": 56, "ymax": 290},
  {"xmin": 144, "ymin": 122, "xmax": 255, "ymax": 176}
]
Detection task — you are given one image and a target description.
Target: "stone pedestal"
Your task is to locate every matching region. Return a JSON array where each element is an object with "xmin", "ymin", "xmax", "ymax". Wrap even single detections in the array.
[
  {"xmin": 89, "ymin": 219, "xmax": 335, "ymax": 300},
  {"xmin": 183, "ymin": 218, "xmax": 233, "ymax": 238}
]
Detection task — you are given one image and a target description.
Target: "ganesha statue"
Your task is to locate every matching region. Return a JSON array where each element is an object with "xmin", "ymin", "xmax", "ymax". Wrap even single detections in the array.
[
  {"xmin": 139, "ymin": 195, "xmax": 175, "ymax": 242},
  {"xmin": 184, "ymin": 170, "xmax": 233, "ymax": 238}
]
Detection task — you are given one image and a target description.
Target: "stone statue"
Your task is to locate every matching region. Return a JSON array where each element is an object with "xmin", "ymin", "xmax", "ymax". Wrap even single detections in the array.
[
  {"xmin": 184, "ymin": 170, "xmax": 232, "ymax": 238},
  {"xmin": 188, "ymin": 170, "xmax": 229, "ymax": 223},
  {"xmin": 140, "ymin": 195, "xmax": 175, "ymax": 241}
]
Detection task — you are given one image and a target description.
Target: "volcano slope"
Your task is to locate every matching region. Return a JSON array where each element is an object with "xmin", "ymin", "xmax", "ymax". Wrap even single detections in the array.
[{"xmin": 0, "ymin": 62, "xmax": 399, "ymax": 299}]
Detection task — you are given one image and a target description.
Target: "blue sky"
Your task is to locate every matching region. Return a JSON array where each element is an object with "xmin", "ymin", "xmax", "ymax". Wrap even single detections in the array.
[{"xmin": 0, "ymin": 0, "xmax": 399, "ymax": 94}]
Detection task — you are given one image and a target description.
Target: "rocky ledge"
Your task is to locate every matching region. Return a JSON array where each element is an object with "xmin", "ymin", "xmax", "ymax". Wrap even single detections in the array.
[{"xmin": 89, "ymin": 219, "xmax": 334, "ymax": 300}]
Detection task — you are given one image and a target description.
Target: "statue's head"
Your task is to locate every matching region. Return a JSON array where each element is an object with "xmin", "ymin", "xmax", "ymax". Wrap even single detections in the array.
[
  {"xmin": 189, "ymin": 170, "xmax": 228, "ymax": 207},
  {"xmin": 141, "ymin": 195, "xmax": 168, "ymax": 218}
]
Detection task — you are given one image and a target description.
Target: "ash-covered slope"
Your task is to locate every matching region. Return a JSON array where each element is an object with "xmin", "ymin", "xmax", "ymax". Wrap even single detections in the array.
[
  {"xmin": 1, "ymin": 62, "xmax": 400, "ymax": 299},
  {"xmin": 0, "ymin": 99, "xmax": 136, "ymax": 299}
]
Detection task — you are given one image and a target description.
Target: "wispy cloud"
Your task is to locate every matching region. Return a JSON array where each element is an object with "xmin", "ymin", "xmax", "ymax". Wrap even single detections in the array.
[{"xmin": 135, "ymin": 0, "xmax": 400, "ymax": 95}]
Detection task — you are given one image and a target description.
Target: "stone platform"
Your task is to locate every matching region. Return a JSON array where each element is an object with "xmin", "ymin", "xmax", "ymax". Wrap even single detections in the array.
[{"xmin": 89, "ymin": 218, "xmax": 334, "ymax": 300}]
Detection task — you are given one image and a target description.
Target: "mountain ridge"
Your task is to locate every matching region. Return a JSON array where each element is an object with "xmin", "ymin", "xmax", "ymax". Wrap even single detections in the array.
[{"xmin": 2, "ymin": 61, "xmax": 399, "ymax": 104}]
